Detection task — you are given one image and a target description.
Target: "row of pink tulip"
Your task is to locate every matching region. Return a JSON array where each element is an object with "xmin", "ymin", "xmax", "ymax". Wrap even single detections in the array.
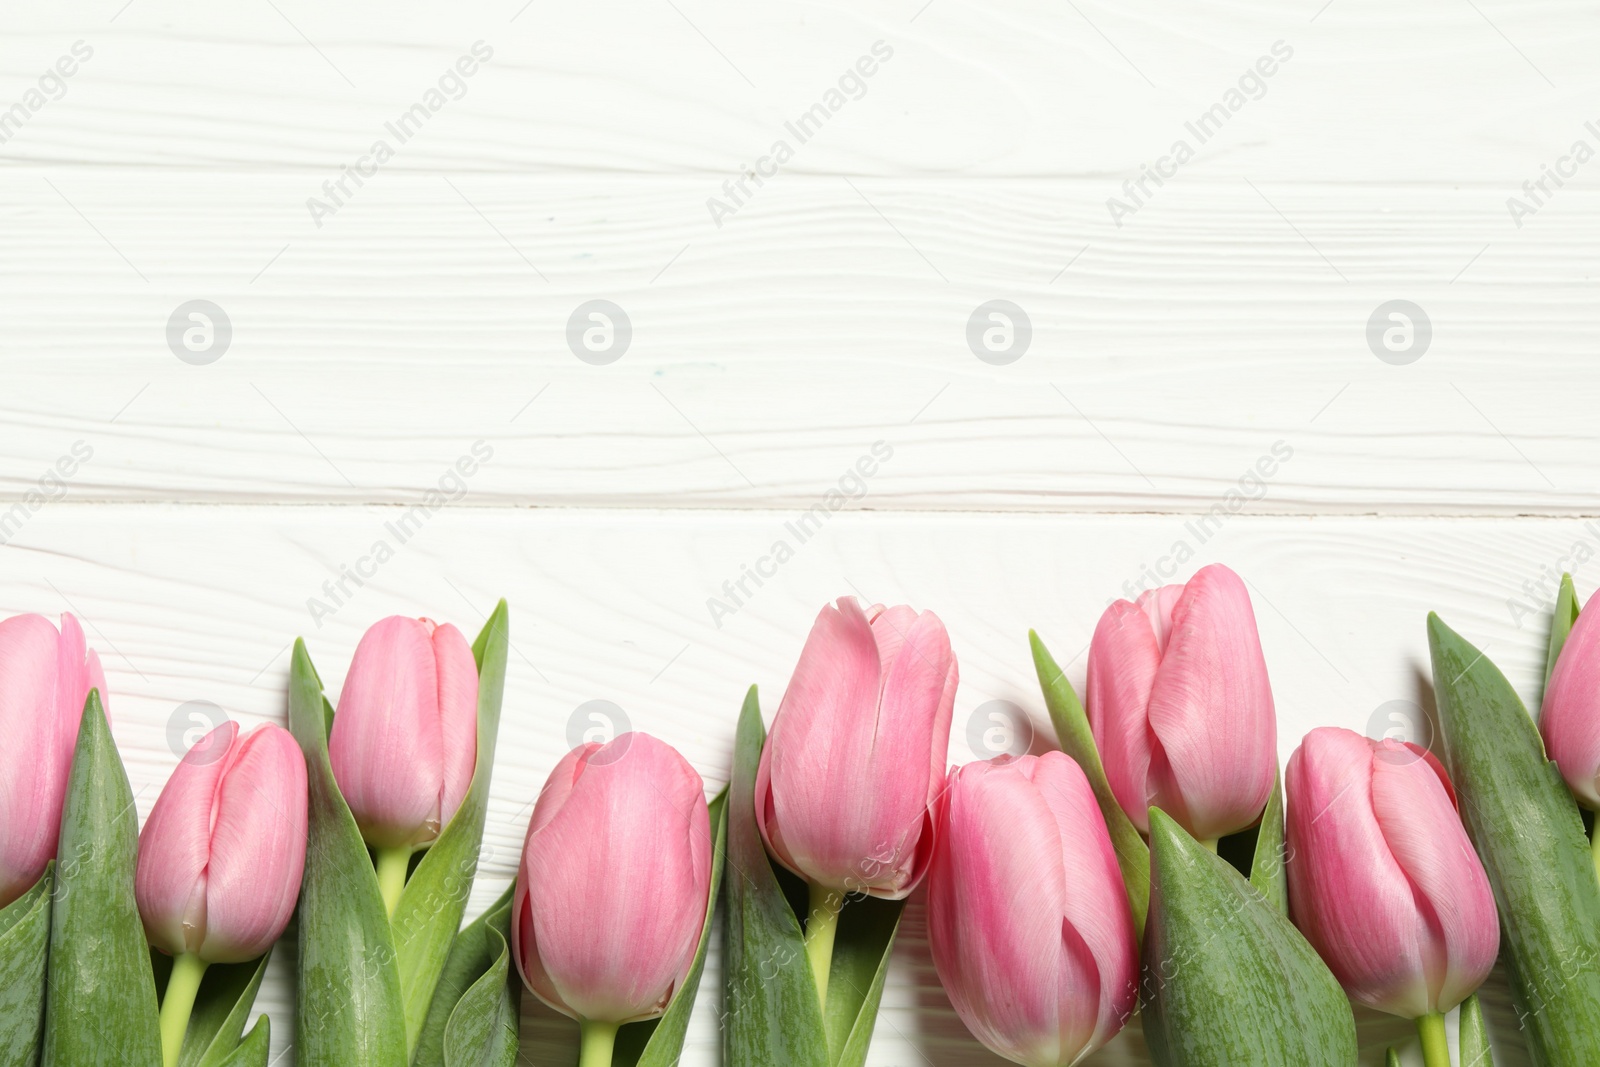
[{"xmin": 12, "ymin": 561, "xmax": 1589, "ymax": 1065}]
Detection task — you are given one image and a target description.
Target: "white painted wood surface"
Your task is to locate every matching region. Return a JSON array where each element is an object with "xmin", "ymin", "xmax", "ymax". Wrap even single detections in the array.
[{"xmin": 2, "ymin": 0, "xmax": 1597, "ymax": 1064}]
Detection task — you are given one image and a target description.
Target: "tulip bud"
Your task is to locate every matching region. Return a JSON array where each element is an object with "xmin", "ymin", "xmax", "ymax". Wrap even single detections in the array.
[
  {"xmin": 512, "ymin": 733, "xmax": 710, "ymax": 1035},
  {"xmin": 754, "ymin": 597, "xmax": 957, "ymax": 899},
  {"xmin": 1542, "ymin": 593, "xmax": 1600, "ymax": 807},
  {"xmin": 927, "ymin": 753, "xmax": 1138, "ymax": 1067},
  {"xmin": 328, "ymin": 615, "xmax": 478, "ymax": 850},
  {"xmin": 0, "ymin": 612, "xmax": 106, "ymax": 908},
  {"xmin": 136, "ymin": 722, "xmax": 308, "ymax": 964},
  {"xmin": 1286, "ymin": 727, "xmax": 1498, "ymax": 1020},
  {"xmin": 1085, "ymin": 563, "xmax": 1276, "ymax": 843}
]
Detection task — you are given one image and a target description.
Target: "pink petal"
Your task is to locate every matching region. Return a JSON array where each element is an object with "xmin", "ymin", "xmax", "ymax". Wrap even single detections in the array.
[
  {"xmin": 431, "ymin": 622, "xmax": 479, "ymax": 830},
  {"xmin": 202, "ymin": 724, "xmax": 308, "ymax": 963},
  {"xmin": 1543, "ymin": 597, "xmax": 1600, "ymax": 806},
  {"xmin": 137, "ymin": 722, "xmax": 240, "ymax": 956},
  {"xmin": 1085, "ymin": 598, "xmax": 1162, "ymax": 835},
  {"xmin": 1145, "ymin": 564, "xmax": 1276, "ymax": 841},
  {"xmin": 1371, "ymin": 748, "xmax": 1498, "ymax": 1013},
  {"xmin": 330, "ymin": 616, "xmax": 444, "ymax": 848}
]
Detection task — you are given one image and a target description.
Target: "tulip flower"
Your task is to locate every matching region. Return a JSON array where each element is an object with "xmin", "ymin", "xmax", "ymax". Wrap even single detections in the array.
[
  {"xmin": 1286, "ymin": 727, "xmax": 1497, "ymax": 1067},
  {"xmin": 927, "ymin": 753, "xmax": 1138, "ymax": 1067},
  {"xmin": 1085, "ymin": 563, "xmax": 1276, "ymax": 846},
  {"xmin": 136, "ymin": 721, "xmax": 307, "ymax": 1067},
  {"xmin": 0, "ymin": 612, "xmax": 106, "ymax": 908},
  {"xmin": 753, "ymin": 596, "xmax": 957, "ymax": 1005},
  {"xmin": 1542, "ymin": 591, "xmax": 1600, "ymax": 812},
  {"xmin": 512, "ymin": 733, "xmax": 710, "ymax": 1067},
  {"xmin": 328, "ymin": 615, "xmax": 477, "ymax": 914}
]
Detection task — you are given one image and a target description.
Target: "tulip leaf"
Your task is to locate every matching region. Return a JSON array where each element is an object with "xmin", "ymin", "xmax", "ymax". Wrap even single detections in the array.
[
  {"xmin": 155, "ymin": 949, "xmax": 272, "ymax": 1067},
  {"xmin": 0, "ymin": 865, "xmax": 51, "ymax": 1067},
  {"xmin": 1460, "ymin": 993, "xmax": 1492, "ymax": 1066},
  {"xmin": 287, "ymin": 640, "xmax": 408, "ymax": 1067},
  {"xmin": 1141, "ymin": 808, "xmax": 1357, "ymax": 1067},
  {"xmin": 1030, "ymin": 630, "xmax": 1150, "ymax": 937},
  {"xmin": 41, "ymin": 689, "xmax": 164, "ymax": 1067},
  {"xmin": 1386, "ymin": 1050, "xmax": 1401, "ymax": 1067},
  {"xmin": 1543, "ymin": 572, "xmax": 1581, "ymax": 705},
  {"xmin": 415, "ymin": 882, "xmax": 518, "ymax": 1067},
  {"xmin": 215, "ymin": 1018, "xmax": 269, "ymax": 1067},
  {"xmin": 395, "ymin": 600, "xmax": 512, "ymax": 1059},
  {"xmin": 1428, "ymin": 613, "xmax": 1600, "ymax": 1066},
  {"xmin": 625, "ymin": 788, "xmax": 730, "ymax": 1067},
  {"xmin": 823, "ymin": 895, "xmax": 901, "ymax": 1067},
  {"xmin": 723, "ymin": 685, "xmax": 830, "ymax": 1067},
  {"xmin": 1248, "ymin": 770, "xmax": 1288, "ymax": 917}
]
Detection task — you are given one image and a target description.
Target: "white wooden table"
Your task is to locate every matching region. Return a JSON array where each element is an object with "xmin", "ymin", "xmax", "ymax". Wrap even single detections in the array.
[{"xmin": 4, "ymin": 2, "xmax": 1596, "ymax": 1064}]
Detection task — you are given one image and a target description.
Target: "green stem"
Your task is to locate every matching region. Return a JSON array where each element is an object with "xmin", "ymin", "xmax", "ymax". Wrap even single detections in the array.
[
  {"xmin": 578, "ymin": 1020, "xmax": 620, "ymax": 1067},
  {"xmin": 159, "ymin": 952, "xmax": 209, "ymax": 1067},
  {"xmin": 1417, "ymin": 1012, "xmax": 1450, "ymax": 1067},
  {"xmin": 1199, "ymin": 837, "xmax": 1219, "ymax": 853},
  {"xmin": 1591, "ymin": 824, "xmax": 1600, "ymax": 890},
  {"xmin": 804, "ymin": 882, "xmax": 845, "ymax": 1009},
  {"xmin": 376, "ymin": 846, "xmax": 412, "ymax": 918}
]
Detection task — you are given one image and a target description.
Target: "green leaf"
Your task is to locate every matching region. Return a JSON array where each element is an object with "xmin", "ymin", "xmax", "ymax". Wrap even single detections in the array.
[
  {"xmin": 1029, "ymin": 630, "xmax": 1150, "ymax": 937},
  {"xmin": 1141, "ymin": 808, "xmax": 1357, "ymax": 1067},
  {"xmin": 822, "ymin": 895, "xmax": 901, "ymax": 1067},
  {"xmin": 41, "ymin": 689, "xmax": 163, "ymax": 1067},
  {"xmin": 1386, "ymin": 1050, "xmax": 1401, "ymax": 1067},
  {"xmin": 155, "ymin": 950, "xmax": 272, "ymax": 1067},
  {"xmin": 1248, "ymin": 770, "xmax": 1288, "ymax": 917},
  {"xmin": 627, "ymin": 789, "xmax": 729, "ymax": 1067},
  {"xmin": 722, "ymin": 686, "xmax": 829, "ymax": 1067},
  {"xmin": 1544, "ymin": 572, "xmax": 1582, "ymax": 710},
  {"xmin": 287, "ymin": 640, "xmax": 408, "ymax": 1067},
  {"xmin": 0, "ymin": 865, "xmax": 52, "ymax": 1067},
  {"xmin": 1428, "ymin": 613, "xmax": 1600, "ymax": 1066},
  {"xmin": 1459, "ymin": 993, "xmax": 1492, "ymax": 1067},
  {"xmin": 415, "ymin": 883, "xmax": 518, "ymax": 1067},
  {"xmin": 394, "ymin": 600, "xmax": 511, "ymax": 1058},
  {"xmin": 215, "ymin": 1018, "xmax": 270, "ymax": 1067}
]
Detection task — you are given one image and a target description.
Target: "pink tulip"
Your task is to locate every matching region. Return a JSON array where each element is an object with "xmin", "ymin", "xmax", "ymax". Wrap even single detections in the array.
[
  {"xmin": 1542, "ymin": 594, "xmax": 1600, "ymax": 807},
  {"xmin": 754, "ymin": 597, "xmax": 957, "ymax": 898},
  {"xmin": 1285, "ymin": 727, "xmax": 1498, "ymax": 1019},
  {"xmin": 329, "ymin": 616, "xmax": 478, "ymax": 850},
  {"xmin": 0, "ymin": 612, "xmax": 106, "ymax": 907},
  {"xmin": 512, "ymin": 733, "xmax": 711, "ymax": 1026},
  {"xmin": 1085, "ymin": 563, "xmax": 1276, "ymax": 843},
  {"xmin": 136, "ymin": 722, "xmax": 307, "ymax": 964},
  {"xmin": 927, "ymin": 753, "xmax": 1138, "ymax": 1067}
]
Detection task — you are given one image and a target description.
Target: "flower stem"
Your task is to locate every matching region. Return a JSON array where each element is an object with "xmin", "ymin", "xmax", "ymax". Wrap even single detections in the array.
[
  {"xmin": 159, "ymin": 952, "xmax": 209, "ymax": 1067},
  {"xmin": 1590, "ymin": 824, "xmax": 1600, "ymax": 889},
  {"xmin": 1199, "ymin": 838, "xmax": 1219, "ymax": 853},
  {"xmin": 1417, "ymin": 1012, "xmax": 1450, "ymax": 1067},
  {"xmin": 578, "ymin": 1020, "xmax": 619, "ymax": 1067},
  {"xmin": 376, "ymin": 846, "xmax": 412, "ymax": 918},
  {"xmin": 805, "ymin": 883, "xmax": 845, "ymax": 1009}
]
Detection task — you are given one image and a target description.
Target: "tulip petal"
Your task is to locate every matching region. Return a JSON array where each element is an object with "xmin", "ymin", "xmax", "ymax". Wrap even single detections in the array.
[
  {"xmin": 203, "ymin": 724, "xmax": 308, "ymax": 963},
  {"xmin": 330, "ymin": 616, "xmax": 444, "ymax": 849},
  {"xmin": 1542, "ymin": 598, "xmax": 1600, "ymax": 807},
  {"xmin": 0, "ymin": 615, "xmax": 75, "ymax": 905},
  {"xmin": 1086, "ymin": 599, "xmax": 1161, "ymax": 835},
  {"xmin": 136, "ymin": 721, "xmax": 239, "ymax": 956},
  {"xmin": 431, "ymin": 621, "xmax": 479, "ymax": 831},
  {"xmin": 1145, "ymin": 565, "xmax": 1276, "ymax": 841},
  {"xmin": 1370, "ymin": 748, "xmax": 1498, "ymax": 1013}
]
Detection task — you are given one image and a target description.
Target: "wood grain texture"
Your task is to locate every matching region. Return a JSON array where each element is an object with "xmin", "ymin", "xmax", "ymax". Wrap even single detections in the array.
[{"xmin": 3, "ymin": 504, "xmax": 1585, "ymax": 1064}]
